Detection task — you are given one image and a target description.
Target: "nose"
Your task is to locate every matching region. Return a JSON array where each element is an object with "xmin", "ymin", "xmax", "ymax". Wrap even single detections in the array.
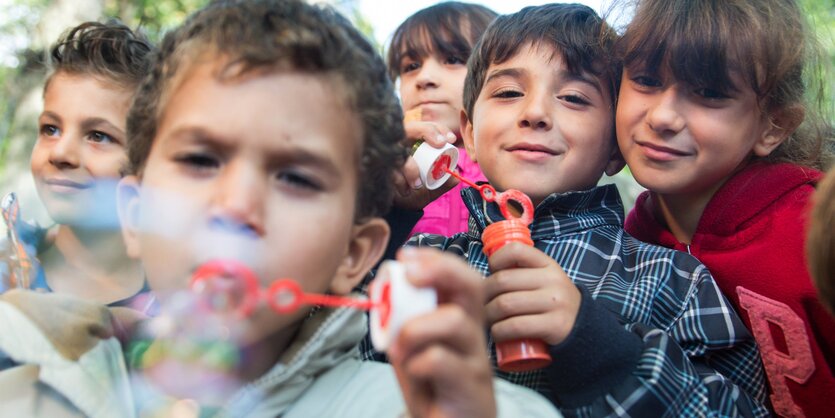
[
  {"xmin": 415, "ymin": 59, "xmax": 441, "ymax": 90},
  {"xmin": 48, "ymin": 132, "xmax": 80, "ymax": 169},
  {"xmin": 209, "ymin": 161, "xmax": 266, "ymax": 237},
  {"xmin": 646, "ymin": 87, "xmax": 685, "ymax": 135},
  {"xmin": 518, "ymin": 90, "xmax": 552, "ymax": 131}
]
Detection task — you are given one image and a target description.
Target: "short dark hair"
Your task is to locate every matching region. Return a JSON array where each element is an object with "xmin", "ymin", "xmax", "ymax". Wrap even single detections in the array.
[
  {"xmin": 47, "ymin": 20, "xmax": 153, "ymax": 91},
  {"xmin": 463, "ymin": 3, "xmax": 619, "ymax": 121},
  {"xmin": 127, "ymin": 0, "xmax": 405, "ymax": 220},
  {"xmin": 386, "ymin": 1, "xmax": 496, "ymax": 81}
]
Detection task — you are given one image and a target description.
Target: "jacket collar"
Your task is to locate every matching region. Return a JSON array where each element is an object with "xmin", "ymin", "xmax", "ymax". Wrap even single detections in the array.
[{"xmin": 462, "ymin": 183, "xmax": 625, "ymax": 239}]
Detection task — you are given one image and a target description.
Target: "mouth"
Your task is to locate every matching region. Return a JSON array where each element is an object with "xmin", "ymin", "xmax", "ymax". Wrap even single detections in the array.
[
  {"xmin": 416, "ymin": 100, "xmax": 446, "ymax": 107},
  {"xmin": 635, "ymin": 140, "xmax": 691, "ymax": 161},
  {"xmin": 506, "ymin": 142, "xmax": 559, "ymax": 155},
  {"xmin": 42, "ymin": 178, "xmax": 92, "ymax": 190}
]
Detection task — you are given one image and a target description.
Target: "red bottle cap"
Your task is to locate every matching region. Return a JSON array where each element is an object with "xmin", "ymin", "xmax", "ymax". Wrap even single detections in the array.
[
  {"xmin": 482, "ymin": 219, "xmax": 533, "ymax": 257},
  {"xmin": 496, "ymin": 338, "xmax": 552, "ymax": 372}
]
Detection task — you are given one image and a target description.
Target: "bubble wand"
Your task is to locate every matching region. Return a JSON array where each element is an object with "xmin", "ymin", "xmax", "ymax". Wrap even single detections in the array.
[
  {"xmin": 189, "ymin": 259, "xmax": 436, "ymax": 352},
  {"xmin": 1, "ymin": 192, "xmax": 33, "ymax": 290}
]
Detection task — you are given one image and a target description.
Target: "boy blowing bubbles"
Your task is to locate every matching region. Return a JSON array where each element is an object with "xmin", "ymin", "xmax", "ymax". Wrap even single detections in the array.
[{"xmin": 108, "ymin": 0, "xmax": 559, "ymax": 416}]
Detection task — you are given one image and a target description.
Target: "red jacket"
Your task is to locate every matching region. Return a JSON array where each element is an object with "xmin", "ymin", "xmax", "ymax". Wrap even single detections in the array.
[{"xmin": 625, "ymin": 162, "xmax": 835, "ymax": 418}]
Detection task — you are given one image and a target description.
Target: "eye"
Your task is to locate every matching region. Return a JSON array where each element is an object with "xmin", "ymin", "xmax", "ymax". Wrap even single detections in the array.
[
  {"xmin": 88, "ymin": 131, "xmax": 117, "ymax": 144},
  {"xmin": 444, "ymin": 56, "xmax": 465, "ymax": 66},
  {"xmin": 631, "ymin": 75, "xmax": 662, "ymax": 88},
  {"xmin": 40, "ymin": 124, "xmax": 60, "ymax": 137},
  {"xmin": 276, "ymin": 170, "xmax": 322, "ymax": 192},
  {"xmin": 694, "ymin": 87, "xmax": 729, "ymax": 100},
  {"xmin": 401, "ymin": 61, "xmax": 421, "ymax": 74},
  {"xmin": 175, "ymin": 152, "xmax": 220, "ymax": 173},
  {"xmin": 558, "ymin": 94, "xmax": 590, "ymax": 106},
  {"xmin": 493, "ymin": 89, "xmax": 523, "ymax": 99}
]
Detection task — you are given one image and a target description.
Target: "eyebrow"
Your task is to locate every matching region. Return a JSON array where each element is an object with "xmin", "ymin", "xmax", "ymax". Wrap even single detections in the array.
[
  {"xmin": 163, "ymin": 126, "xmax": 344, "ymax": 177},
  {"xmin": 484, "ymin": 68, "xmax": 526, "ymax": 85},
  {"xmin": 80, "ymin": 117, "xmax": 125, "ymax": 137},
  {"xmin": 556, "ymin": 69, "xmax": 604, "ymax": 96}
]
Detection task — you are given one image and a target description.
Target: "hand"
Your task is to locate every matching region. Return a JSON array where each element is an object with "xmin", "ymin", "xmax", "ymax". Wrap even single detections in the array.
[
  {"xmin": 484, "ymin": 242, "xmax": 581, "ymax": 346},
  {"xmin": 389, "ymin": 247, "xmax": 496, "ymax": 418},
  {"xmin": 392, "ymin": 121, "xmax": 460, "ymax": 211}
]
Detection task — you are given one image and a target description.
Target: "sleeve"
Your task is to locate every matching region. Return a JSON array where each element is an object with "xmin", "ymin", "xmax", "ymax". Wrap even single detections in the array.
[
  {"xmin": 545, "ymin": 276, "xmax": 769, "ymax": 417},
  {"xmin": 379, "ymin": 207, "xmax": 424, "ymax": 264}
]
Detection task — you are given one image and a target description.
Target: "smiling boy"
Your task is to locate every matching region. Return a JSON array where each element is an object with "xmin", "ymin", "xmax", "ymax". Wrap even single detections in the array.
[{"xmin": 373, "ymin": 4, "xmax": 770, "ymax": 417}]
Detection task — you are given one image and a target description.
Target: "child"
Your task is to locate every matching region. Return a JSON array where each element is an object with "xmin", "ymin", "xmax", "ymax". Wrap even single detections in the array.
[
  {"xmin": 366, "ymin": 3, "xmax": 770, "ymax": 416},
  {"xmin": 387, "ymin": 1, "xmax": 495, "ymax": 237},
  {"xmin": 809, "ymin": 167, "xmax": 835, "ymax": 315},
  {"xmin": 1, "ymin": 21, "xmax": 152, "ymax": 311},
  {"xmin": 616, "ymin": 0, "xmax": 835, "ymax": 416},
  {"xmin": 0, "ymin": 1, "xmax": 561, "ymax": 417}
]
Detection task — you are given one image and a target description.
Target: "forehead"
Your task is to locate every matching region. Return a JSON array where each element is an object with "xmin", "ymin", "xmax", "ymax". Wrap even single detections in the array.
[
  {"xmin": 43, "ymin": 72, "xmax": 133, "ymax": 122},
  {"xmin": 155, "ymin": 60, "xmax": 364, "ymax": 169},
  {"xmin": 486, "ymin": 43, "xmax": 609, "ymax": 96}
]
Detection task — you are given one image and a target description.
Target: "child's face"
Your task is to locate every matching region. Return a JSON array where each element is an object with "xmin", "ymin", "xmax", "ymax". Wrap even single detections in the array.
[
  {"xmin": 398, "ymin": 51, "xmax": 467, "ymax": 134},
  {"xmin": 30, "ymin": 72, "xmax": 130, "ymax": 226},
  {"xmin": 462, "ymin": 43, "xmax": 618, "ymax": 206},
  {"xmin": 119, "ymin": 61, "xmax": 383, "ymax": 344},
  {"xmin": 616, "ymin": 67, "xmax": 778, "ymax": 198}
]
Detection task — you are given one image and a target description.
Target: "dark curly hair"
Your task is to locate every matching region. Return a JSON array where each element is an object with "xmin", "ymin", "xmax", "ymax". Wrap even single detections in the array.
[
  {"xmin": 47, "ymin": 20, "xmax": 153, "ymax": 91},
  {"xmin": 127, "ymin": 0, "xmax": 406, "ymax": 221}
]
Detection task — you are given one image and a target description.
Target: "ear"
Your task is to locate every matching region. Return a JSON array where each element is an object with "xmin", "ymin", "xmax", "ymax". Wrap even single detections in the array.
[
  {"xmin": 604, "ymin": 142, "xmax": 626, "ymax": 176},
  {"xmin": 116, "ymin": 175, "xmax": 142, "ymax": 259},
  {"xmin": 754, "ymin": 104, "xmax": 804, "ymax": 157},
  {"xmin": 460, "ymin": 109, "xmax": 477, "ymax": 161},
  {"xmin": 329, "ymin": 217, "xmax": 390, "ymax": 295}
]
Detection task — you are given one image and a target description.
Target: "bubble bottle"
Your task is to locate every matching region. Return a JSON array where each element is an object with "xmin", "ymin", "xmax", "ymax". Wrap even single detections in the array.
[
  {"xmin": 0, "ymin": 192, "xmax": 34, "ymax": 291},
  {"xmin": 442, "ymin": 169, "xmax": 552, "ymax": 372}
]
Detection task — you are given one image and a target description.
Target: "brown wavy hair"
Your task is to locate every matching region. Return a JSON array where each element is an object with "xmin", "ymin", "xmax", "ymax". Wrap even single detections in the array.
[
  {"xmin": 47, "ymin": 20, "xmax": 153, "ymax": 91},
  {"xmin": 616, "ymin": 0, "xmax": 833, "ymax": 170}
]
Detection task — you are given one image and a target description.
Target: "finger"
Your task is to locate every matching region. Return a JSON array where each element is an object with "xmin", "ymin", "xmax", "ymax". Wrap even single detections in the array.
[
  {"xmin": 484, "ymin": 287, "xmax": 567, "ymax": 324},
  {"xmin": 404, "ymin": 121, "xmax": 457, "ymax": 148},
  {"xmin": 490, "ymin": 311, "xmax": 576, "ymax": 344},
  {"xmin": 483, "ymin": 266, "xmax": 571, "ymax": 301},
  {"xmin": 396, "ymin": 247, "xmax": 485, "ymax": 318},
  {"xmin": 487, "ymin": 242, "xmax": 561, "ymax": 273},
  {"xmin": 402, "ymin": 157, "xmax": 422, "ymax": 190},
  {"xmin": 392, "ymin": 169, "xmax": 412, "ymax": 197},
  {"xmin": 393, "ymin": 305, "xmax": 486, "ymax": 363}
]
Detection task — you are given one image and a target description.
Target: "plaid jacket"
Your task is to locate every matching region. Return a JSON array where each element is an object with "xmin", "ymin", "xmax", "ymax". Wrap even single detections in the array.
[{"xmin": 362, "ymin": 184, "xmax": 769, "ymax": 417}]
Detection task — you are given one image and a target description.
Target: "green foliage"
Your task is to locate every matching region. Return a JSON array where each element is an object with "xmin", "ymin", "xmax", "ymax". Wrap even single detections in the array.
[{"xmin": 104, "ymin": 0, "xmax": 209, "ymax": 41}]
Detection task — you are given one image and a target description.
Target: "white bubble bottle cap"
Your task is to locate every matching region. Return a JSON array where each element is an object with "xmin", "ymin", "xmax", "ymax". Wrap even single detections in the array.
[
  {"xmin": 412, "ymin": 142, "xmax": 459, "ymax": 190},
  {"xmin": 369, "ymin": 260, "xmax": 437, "ymax": 351}
]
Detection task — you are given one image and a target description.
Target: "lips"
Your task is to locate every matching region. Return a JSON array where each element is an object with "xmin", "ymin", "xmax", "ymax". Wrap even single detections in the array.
[
  {"xmin": 506, "ymin": 142, "xmax": 559, "ymax": 155},
  {"xmin": 42, "ymin": 177, "xmax": 92, "ymax": 190},
  {"xmin": 635, "ymin": 140, "xmax": 691, "ymax": 161}
]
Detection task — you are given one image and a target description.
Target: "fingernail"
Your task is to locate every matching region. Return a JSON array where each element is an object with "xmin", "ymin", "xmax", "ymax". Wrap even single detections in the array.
[
  {"xmin": 435, "ymin": 134, "xmax": 447, "ymax": 144},
  {"xmin": 446, "ymin": 132, "xmax": 457, "ymax": 142},
  {"xmin": 399, "ymin": 248, "xmax": 425, "ymax": 284},
  {"xmin": 412, "ymin": 177, "xmax": 423, "ymax": 189}
]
